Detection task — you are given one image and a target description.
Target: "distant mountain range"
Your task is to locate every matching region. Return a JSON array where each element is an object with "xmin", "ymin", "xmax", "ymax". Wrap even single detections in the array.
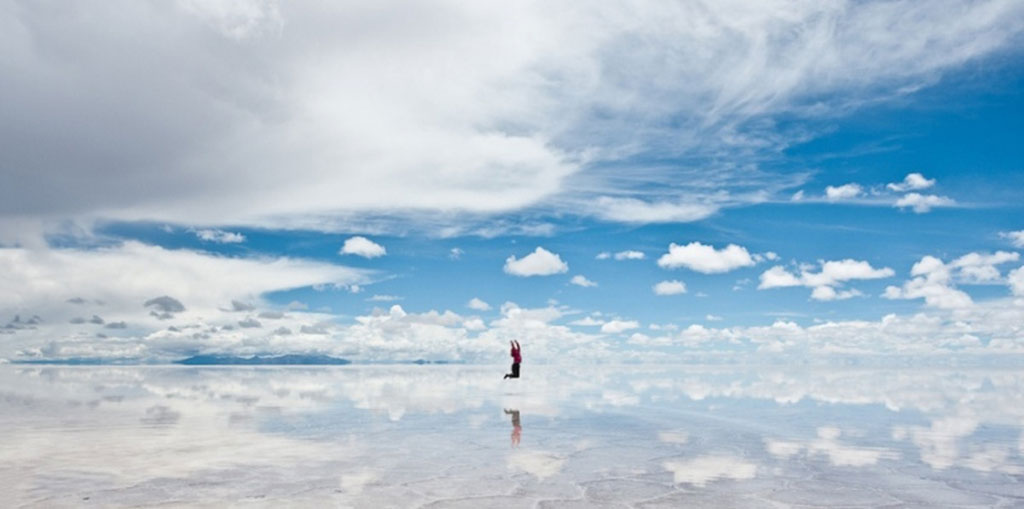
[
  {"xmin": 8, "ymin": 355, "xmax": 465, "ymax": 365},
  {"xmin": 176, "ymin": 354, "xmax": 351, "ymax": 365}
]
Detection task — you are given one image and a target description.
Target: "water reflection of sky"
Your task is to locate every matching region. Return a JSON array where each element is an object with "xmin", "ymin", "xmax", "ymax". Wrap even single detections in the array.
[{"xmin": 2, "ymin": 366, "xmax": 1022, "ymax": 507}]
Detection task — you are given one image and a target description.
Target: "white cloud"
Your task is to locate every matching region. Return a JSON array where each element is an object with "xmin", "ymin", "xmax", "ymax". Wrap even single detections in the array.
[
  {"xmin": 705, "ymin": 314, "xmax": 723, "ymax": 321},
  {"xmin": 588, "ymin": 197, "xmax": 717, "ymax": 224},
  {"xmin": 195, "ymin": 229, "xmax": 245, "ymax": 244},
  {"xmin": 1, "ymin": 1, "xmax": 1021, "ymax": 239},
  {"xmin": 657, "ymin": 242, "xmax": 755, "ymax": 273},
  {"xmin": 595, "ymin": 252, "xmax": 611, "ymax": 260},
  {"xmin": 791, "ymin": 190, "xmax": 805, "ymax": 201},
  {"xmin": 653, "ymin": 280, "xmax": 687, "ymax": 296},
  {"xmin": 449, "ymin": 247, "xmax": 464, "ymax": 260},
  {"xmin": 0, "ymin": 242, "xmax": 366, "ymax": 360},
  {"xmin": 367, "ymin": 295, "xmax": 402, "ymax": 302},
  {"xmin": 467, "ymin": 298, "xmax": 491, "ymax": 311},
  {"xmin": 895, "ymin": 193, "xmax": 955, "ymax": 213},
  {"xmin": 570, "ymin": 275, "xmax": 597, "ymax": 287},
  {"xmin": 613, "ymin": 250, "xmax": 645, "ymax": 260},
  {"xmin": 810, "ymin": 286, "xmax": 864, "ymax": 301},
  {"xmin": 504, "ymin": 247, "xmax": 569, "ymax": 277},
  {"xmin": 340, "ymin": 236, "xmax": 386, "ymax": 258},
  {"xmin": 759, "ymin": 259, "xmax": 894, "ymax": 301},
  {"xmin": 601, "ymin": 320, "xmax": 640, "ymax": 334},
  {"xmin": 887, "ymin": 172, "xmax": 936, "ymax": 192},
  {"xmin": 1000, "ymin": 231, "xmax": 1024, "ymax": 248},
  {"xmin": 825, "ymin": 183, "xmax": 863, "ymax": 201},
  {"xmin": 1008, "ymin": 267, "xmax": 1024, "ymax": 296},
  {"xmin": 884, "ymin": 252, "xmax": 1020, "ymax": 308},
  {"xmin": 569, "ymin": 316, "xmax": 605, "ymax": 326}
]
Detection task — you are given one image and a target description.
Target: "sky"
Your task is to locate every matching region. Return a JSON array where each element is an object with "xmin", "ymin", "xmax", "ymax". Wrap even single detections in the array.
[{"xmin": 1, "ymin": 0, "xmax": 1023, "ymax": 363}]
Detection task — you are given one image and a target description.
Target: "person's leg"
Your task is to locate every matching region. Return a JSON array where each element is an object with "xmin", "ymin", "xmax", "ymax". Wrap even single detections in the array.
[{"xmin": 512, "ymin": 362, "xmax": 520, "ymax": 378}]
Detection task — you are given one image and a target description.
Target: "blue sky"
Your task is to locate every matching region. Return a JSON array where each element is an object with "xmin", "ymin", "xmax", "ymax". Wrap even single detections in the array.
[{"xmin": 1, "ymin": 0, "xmax": 1023, "ymax": 363}]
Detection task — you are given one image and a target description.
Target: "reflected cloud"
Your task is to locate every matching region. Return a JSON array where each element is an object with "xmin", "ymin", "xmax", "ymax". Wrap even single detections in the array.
[
  {"xmin": 663, "ymin": 455, "xmax": 757, "ymax": 486},
  {"xmin": 765, "ymin": 426, "xmax": 899, "ymax": 467},
  {"xmin": 507, "ymin": 450, "xmax": 565, "ymax": 480},
  {"xmin": 2, "ymin": 365, "xmax": 1024, "ymax": 505}
]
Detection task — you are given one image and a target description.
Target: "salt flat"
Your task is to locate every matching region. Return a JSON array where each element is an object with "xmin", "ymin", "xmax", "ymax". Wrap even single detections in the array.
[{"xmin": 2, "ymin": 365, "xmax": 1022, "ymax": 508}]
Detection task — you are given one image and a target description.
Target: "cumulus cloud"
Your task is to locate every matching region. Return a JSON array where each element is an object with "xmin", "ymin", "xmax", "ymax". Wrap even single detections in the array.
[
  {"xmin": 504, "ymin": 247, "xmax": 569, "ymax": 277},
  {"xmin": 1001, "ymin": 230, "xmax": 1024, "ymax": 248},
  {"xmin": 1008, "ymin": 267, "xmax": 1024, "ymax": 296},
  {"xmin": 657, "ymin": 242, "xmax": 755, "ymax": 273},
  {"xmin": 467, "ymin": 298, "xmax": 491, "ymax": 311},
  {"xmin": 570, "ymin": 275, "xmax": 597, "ymax": 287},
  {"xmin": 614, "ymin": 250, "xmax": 645, "ymax": 260},
  {"xmin": 230, "ymin": 300, "xmax": 255, "ymax": 312},
  {"xmin": 238, "ymin": 317, "xmax": 262, "ymax": 328},
  {"xmin": 340, "ymin": 237, "xmax": 387, "ymax": 258},
  {"xmin": 825, "ymin": 183, "xmax": 863, "ymax": 201},
  {"xmin": 759, "ymin": 259, "xmax": 894, "ymax": 301},
  {"xmin": 653, "ymin": 280, "xmax": 687, "ymax": 296},
  {"xmin": 449, "ymin": 248, "xmax": 464, "ymax": 260},
  {"xmin": 595, "ymin": 252, "xmax": 611, "ymax": 260},
  {"xmin": 0, "ymin": 241, "xmax": 366, "ymax": 360},
  {"xmin": 884, "ymin": 252, "xmax": 1020, "ymax": 308},
  {"xmin": 895, "ymin": 193, "xmax": 955, "ymax": 213},
  {"xmin": 195, "ymin": 229, "xmax": 245, "ymax": 244},
  {"xmin": 887, "ymin": 173, "xmax": 935, "ymax": 192},
  {"xmin": 601, "ymin": 320, "xmax": 640, "ymax": 334}
]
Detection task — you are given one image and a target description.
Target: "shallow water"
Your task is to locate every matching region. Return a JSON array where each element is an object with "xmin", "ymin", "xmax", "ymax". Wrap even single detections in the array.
[{"xmin": 2, "ymin": 365, "xmax": 1023, "ymax": 507}]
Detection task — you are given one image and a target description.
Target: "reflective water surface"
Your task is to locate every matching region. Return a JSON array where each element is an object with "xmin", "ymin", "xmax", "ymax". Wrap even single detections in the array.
[{"xmin": 2, "ymin": 365, "xmax": 1023, "ymax": 507}]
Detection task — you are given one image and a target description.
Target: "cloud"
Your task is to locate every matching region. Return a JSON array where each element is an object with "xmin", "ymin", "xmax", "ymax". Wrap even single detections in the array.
[
  {"xmin": 145, "ymin": 296, "xmax": 186, "ymax": 314},
  {"xmin": 340, "ymin": 236, "xmax": 386, "ymax": 258},
  {"xmin": 887, "ymin": 173, "xmax": 935, "ymax": 192},
  {"xmin": 825, "ymin": 183, "xmax": 863, "ymax": 201},
  {"xmin": 504, "ymin": 247, "xmax": 568, "ymax": 277},
  {"xmin": 570, "ymin": 275, "xmax": 597, "ymax": 287},
  {"xmin": 0, "ymin": 241, "xmax": 366, "ymax": 359},
  {"xmin": 145, "ymin": 296, "xmax": 186, "ymax": 319},
  {"xmin": 449, "ymin": 247, "xmax": 464, "ymax": 260},
  {"xmin": 1008, "ymin": 267, "xmax": 1024, "ymax": 296},
  {"xmin": 1001, "ymin": 230, "xmax": 1024, "ymax": 248},
  {"xmin": 601, "ymin": 320, "xmax": 640, "ymax": 334},
  {"xmin": 613, "ymin": 250, "xmax": 645, "ymax": 260},
  {"xmin": 237, "ymin": 317, "xmax": 262, "ymax": 328},
  {"xmin": 569, "ymin": 316, "xmax": 604, "ymax": 326},
  {"xmin": 884, "ymin": 252, "xmax": 1020, "ymax": 308},
  {"xmin": 367, "ymin": 295, "xmax": 402, "ymax": 302},
  {"xmin": 2, "ymin": 1, "xmax": 1022, "ymax": 237},
  {"xmin": 195, "ymin": 229, "xmax": 245, "ymax": 243},
  {"xmin": 588, "ymin": 197, "xmax": 717, "ymax": 224},
  {"xmin": 595, "ymin": 252, "xmax": 611, "ymax": 260},
  {"xmin": 230, "ymin": 300, "xmax": 255, "ymax": 312},
  {"xmin": 895, "ymin": 193, "xmax": 955, "ymax": 213},
  {"xmin": 759, "ymin": 259, "xmax": 894, "ymax": 300},
  {"xmin": 653, "ymin": 280, "xmax": 687, "ymax": 296},
  {"xmin": 657, "ymin": 242, "xmax": 755, "ymax": 273},
  {"xmin": 467, "ymin": 298, "xmax": 491, "ymax": 311}
]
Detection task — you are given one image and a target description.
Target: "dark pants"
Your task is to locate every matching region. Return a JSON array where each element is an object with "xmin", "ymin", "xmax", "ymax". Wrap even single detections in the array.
[{"xmin": 506, "ymin": 363, "xmax": 520, "ymax": 378}]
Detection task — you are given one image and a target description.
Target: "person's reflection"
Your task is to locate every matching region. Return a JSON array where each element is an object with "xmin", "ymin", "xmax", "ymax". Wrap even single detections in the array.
[{"xmin": 504, "ymin": 408, "xmax": 521, "ymax": 447}]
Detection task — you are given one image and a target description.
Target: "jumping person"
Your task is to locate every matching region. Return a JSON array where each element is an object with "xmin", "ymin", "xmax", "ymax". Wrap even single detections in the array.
[{"xmin": 503, "ymin": 340, "xmax": 521, "ymax": 379}]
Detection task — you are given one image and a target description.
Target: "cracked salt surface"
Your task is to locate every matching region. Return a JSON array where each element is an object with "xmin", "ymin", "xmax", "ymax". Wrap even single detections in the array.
[{"xmin": 2, "ymin": 365, "xmax": 1024, "ymax": 507}]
